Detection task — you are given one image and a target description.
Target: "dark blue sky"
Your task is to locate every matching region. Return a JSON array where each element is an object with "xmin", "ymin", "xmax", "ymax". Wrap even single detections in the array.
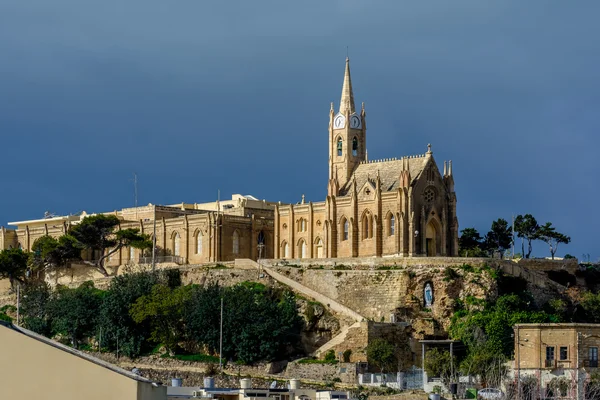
[{"xmin": 1, "ymin": 1, "xmax": 598, "ymax": 260}]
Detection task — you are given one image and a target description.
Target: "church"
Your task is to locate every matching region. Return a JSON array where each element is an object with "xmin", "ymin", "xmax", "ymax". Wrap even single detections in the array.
[{"xmin": 274, "ymin": 58, "xmax": 459, "ymax": 259}]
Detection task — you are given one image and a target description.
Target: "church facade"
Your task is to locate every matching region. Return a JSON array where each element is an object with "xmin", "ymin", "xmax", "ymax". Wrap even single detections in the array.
[{"xmin": 274, "ymin": 59, "xmax": 459, "ymax": 259}]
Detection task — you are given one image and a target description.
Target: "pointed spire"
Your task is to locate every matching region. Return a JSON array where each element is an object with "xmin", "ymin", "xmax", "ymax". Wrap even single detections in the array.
[{"xmin": 339, "ymin": 58, "xmax": 356, "ymax": 115}]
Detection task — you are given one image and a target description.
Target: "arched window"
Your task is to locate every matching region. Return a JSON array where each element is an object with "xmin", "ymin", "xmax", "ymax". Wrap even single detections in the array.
[
  {"xmin": 232, "ymin": 230, "xmax": 240, "ymax": 254},
  {"xmin": 282, "ymin": 241, "xmax": 289, "ymax": 258},
  {"xmin": 389, "ymin": 214, "xmax": 395, "ymax": 236},
  {"xmin": 352, "ymin": 137, "xmax": 358, "ymax": 156},
  {"xmin": 337, "ymin": 137, "xmax": 343, "ymax": 156},
  {"xmin": 173, "ymin": 232, "xmax": 180, "ymax": 256},
  {"xmin": 342, "ymin": 218, "xmax": 349, "ymax": 241},
  {"xmin": 197, "ymin": 231, "xmax": 203, "ymax": 255},
  {"xmin": 362, "ymin": 212, "xmax": 373, "ymax": 240},
  {"xmin": 299, "ymin": 240, "xmax": 307, "ymax": 259},
  {"xmin": 315, "ymin": 238, "xmax": 323, "ymax": 258}
]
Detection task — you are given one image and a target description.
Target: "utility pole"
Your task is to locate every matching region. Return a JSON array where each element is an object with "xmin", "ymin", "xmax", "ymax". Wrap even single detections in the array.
[{"xmin": 219, "ymin": 297, "xmax": 223, "ymax": 371}]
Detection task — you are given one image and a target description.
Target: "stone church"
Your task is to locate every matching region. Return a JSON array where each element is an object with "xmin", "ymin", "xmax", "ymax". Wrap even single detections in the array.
[{"xmin": 274, "ymin": 59, "xmax": 459, "ymax": 259}]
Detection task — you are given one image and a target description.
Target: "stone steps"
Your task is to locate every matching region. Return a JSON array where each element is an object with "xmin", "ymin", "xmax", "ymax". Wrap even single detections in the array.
[{"xmin": 313, "ymin": 321, "xmax": 362, "ymax": 357}]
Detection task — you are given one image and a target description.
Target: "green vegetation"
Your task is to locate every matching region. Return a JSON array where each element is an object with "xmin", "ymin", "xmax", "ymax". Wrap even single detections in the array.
[
  {"xmin": 16, "ymin": 270, "xmax": 304, "ymax": 364},
  {"xmin": 366, "ymin": 338, "xmax": 397, "ymax": 373}
]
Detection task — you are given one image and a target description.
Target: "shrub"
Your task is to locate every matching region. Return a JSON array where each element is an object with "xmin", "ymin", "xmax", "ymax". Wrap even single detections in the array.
[
  {"xmin": 343, "ymin": 349, "xmax": 352, "ymax": 362},
  {"xmin": 324, "ymin": 349, "xmax": 336, "ymax": 362}
]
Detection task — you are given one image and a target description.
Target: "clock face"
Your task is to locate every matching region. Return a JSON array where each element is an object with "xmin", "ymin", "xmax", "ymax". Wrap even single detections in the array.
[
  {"xmin": 333, "ymin": 114, "xmax": 346, "ymax": 129},
  {"xmin": 350, "ymin": 114, "xmax": 362, "ymax": 129}
]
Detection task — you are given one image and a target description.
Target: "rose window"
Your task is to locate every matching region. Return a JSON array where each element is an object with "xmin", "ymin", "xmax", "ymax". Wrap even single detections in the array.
[{"xmin": 424, "ymin": 188, "xmax": 435, "ymax": 203}]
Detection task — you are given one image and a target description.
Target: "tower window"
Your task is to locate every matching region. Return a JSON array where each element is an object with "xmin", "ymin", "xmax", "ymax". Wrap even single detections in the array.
[
  {"xmin": 352, "ymin": 137, "xmax": 358, "ymax": 156},
  {"xmin": 337, "ymin": 138, "xmax": 343, "ymax": 156}
]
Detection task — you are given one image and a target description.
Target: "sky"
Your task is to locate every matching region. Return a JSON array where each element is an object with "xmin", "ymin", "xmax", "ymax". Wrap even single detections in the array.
[{"xmin": 0, "ymin": 0, "xmax": 598, "ymax": 260}]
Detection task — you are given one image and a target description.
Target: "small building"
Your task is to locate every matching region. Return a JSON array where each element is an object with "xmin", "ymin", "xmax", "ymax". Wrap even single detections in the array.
[
  {"xmin": 0, "ymin": 320, "xmax": 166, "ymax": 400},
  {"xmin": 514, "ymin": 323, "xmax": 600, "ymax": 398}
]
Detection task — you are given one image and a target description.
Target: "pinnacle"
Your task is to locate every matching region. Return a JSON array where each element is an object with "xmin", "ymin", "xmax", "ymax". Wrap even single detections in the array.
[{"xmin": 339, "ymin": 58, "xmax": 355, "ymax": 115}]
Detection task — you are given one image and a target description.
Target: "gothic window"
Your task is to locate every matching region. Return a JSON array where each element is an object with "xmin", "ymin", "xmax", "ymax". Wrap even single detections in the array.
[
  {"xmin": 282, "ymin": 241, "xmax": 289, "ymax": 258},
  {"xmin": 362, "ymin": 212, "xmax": 373, "ymax": 240},
  {"xmin": 341, "ymin": 218, "xmax": 349, "ymax": 241},
  {"xmin": 299, "ymin": 240, "xmax": 307, "ymax": 259},
  {"xmin": 232, "ymin": 230, "xmax": 240, "ymax": 254},
  {"xmin": 173, "ymin": 232, "xmax": 180, "ymax": 257},
  {"xmin": 389, "ymin": 214, "xmax": 395, "ymax": 236},
  {"xmin": 337, "ymin": 137, "xmax": 343, "ymax": 156},
  {"xmin": 196, "ymin": 231, "xmax": 203, "ymax": 255},
  {"xmin": 424, "ymin": 188, "xmax": 435, "ymax": 203},
  {"xmin": 352, "ymin": 137, "xmax": 358, "ymax": 156}
]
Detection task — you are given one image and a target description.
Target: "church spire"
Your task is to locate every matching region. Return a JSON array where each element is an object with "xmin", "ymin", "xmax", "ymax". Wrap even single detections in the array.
[{"xmin": 339, "ymin": 57, "xmax": 355, "ymax": 115}]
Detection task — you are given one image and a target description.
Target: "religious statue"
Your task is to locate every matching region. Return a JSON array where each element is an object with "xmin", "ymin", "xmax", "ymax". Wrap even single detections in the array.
[{"xmin": 424, "ymin": 283, "xmax": 433, "ymax": 308}]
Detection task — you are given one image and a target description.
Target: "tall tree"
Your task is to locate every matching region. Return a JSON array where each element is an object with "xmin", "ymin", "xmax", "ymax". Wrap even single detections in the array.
[
  {"xmin": 484, "ymin": 219, "xmax": 513, "ymax": 258},
  {"xmin": 459, "ymin": 228, "xmax": 485, "ymax": 257},
  {"xmin": 537, "ymin": 222, "xmax": 571, "ymax": 260},
  {"xmin": 70, "ymin": 215, "xmax": 151, "ymax": 276},
  {"xmin": 30, "ymin": 235, "xmax": 82, "ymax": 272},
  {"xmin": 514, "ymin": 214, "xmax": 539, "ymax": 258},
  {"xmin": 0, "ymin": 248, "xmax": 29, "ymax": 289},
  {"xmin": 366, "ymin": 338, "xmax": 398, "ymax": 373}
]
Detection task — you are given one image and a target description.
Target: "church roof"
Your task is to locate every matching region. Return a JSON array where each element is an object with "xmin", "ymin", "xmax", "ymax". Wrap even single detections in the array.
[
  {"xmin": 339, "ymin": 58, "xmax": 355, "ymax": 115},
  {"xmin": 339, "ymin": 154, "xmax": 430, "ymax": 196}
]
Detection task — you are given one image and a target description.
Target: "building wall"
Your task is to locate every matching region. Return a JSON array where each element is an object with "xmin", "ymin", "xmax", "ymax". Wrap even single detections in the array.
[{"xmin": 0, "ymin": 324, "xmax": 166, "ymax": 400}]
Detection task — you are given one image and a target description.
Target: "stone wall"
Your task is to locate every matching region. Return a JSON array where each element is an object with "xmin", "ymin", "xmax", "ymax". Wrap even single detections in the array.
[
  {"xmin": 271, "ymin": 264, "xmax": 496, "ymax": 330},
  {"xmin": 516, "ymin": 258, "xmax": 578, "ymax": 275},
  {"xmin": 284, "ymin": 362, "xmax": 357, "ymax": 384}
]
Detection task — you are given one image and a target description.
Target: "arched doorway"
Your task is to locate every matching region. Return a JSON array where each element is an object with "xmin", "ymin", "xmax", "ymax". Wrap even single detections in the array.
[{"xmin": 425, "ymin": 220, "xmax": 439, "ymax": 256}]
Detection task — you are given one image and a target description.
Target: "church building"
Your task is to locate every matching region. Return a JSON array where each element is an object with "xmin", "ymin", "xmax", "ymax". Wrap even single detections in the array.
[{"xmin": 274, "ymin": 59, "xmax": 459, "ymax": 259}]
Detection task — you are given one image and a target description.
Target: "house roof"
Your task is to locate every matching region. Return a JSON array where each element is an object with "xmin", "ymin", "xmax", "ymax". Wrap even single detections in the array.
[
  {"xmin": 0, "ymin": 320, "xmax": 160, "ymax": 385},
  {"xmin": 339, "ymin": 155, "xmax": 430, "ymax": 196}
]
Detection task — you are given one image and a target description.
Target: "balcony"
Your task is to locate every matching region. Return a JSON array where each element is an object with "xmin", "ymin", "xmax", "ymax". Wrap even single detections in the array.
[
  {"xmin": 584, "ymin": 360, "xmax": 599, "ymax": 368},
  {"xmin": 545, "ymin": 359, "xmax": 556, "ymax": 368}
]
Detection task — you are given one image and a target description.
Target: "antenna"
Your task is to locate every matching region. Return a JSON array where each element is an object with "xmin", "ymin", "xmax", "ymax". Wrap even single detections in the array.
[{"xmin": 131, "ymin": 173, "xmax": 138, "ymax": 220}]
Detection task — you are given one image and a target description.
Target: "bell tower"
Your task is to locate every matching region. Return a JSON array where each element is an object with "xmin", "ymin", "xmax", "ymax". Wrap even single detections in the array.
[{"xmin": 328, "ymin": 58, "xmax": 366, "ymax": 195}]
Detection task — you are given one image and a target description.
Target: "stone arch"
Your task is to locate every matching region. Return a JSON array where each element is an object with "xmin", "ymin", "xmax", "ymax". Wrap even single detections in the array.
[
  {"xmin": 336, "ymin": 136, "xmax": 343, "ymax": 156},
  {"xmin": 425, "ymin": 215, "xmax": 443, "ymax": 257}
]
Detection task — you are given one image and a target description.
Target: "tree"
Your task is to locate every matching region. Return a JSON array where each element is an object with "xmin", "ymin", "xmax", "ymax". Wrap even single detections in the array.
[
  {"xmin": 130, "ymin": 284, "xmax": 192, "ymax": 355},
  {"xmin": 459, "ymin": 228, "xmax": 487, "ymax": 257},
  {"xmin": 580, "ymin": 292, "xmax": 600, "ymax": 323},
  {"xmin": 0, "ymin": 248, "xmax": 29, "ymax": 289},
  {"xmin": 30, "ymin": 235, "xmax": 82, "ymax": 272},
  {"xmin": 70, "ymin": 215, "xmax": 151, "ymax": 276},
  {"xmin": 366, "ymin": 338, "xmax": 397, "ymax": 373},
  {"xmin": 424, "ymin": 347, "xmax": 455, "ymax": 383},
  {"xmin": 98, "ymin": 271, "xmax": 161, "ymax": 357},
  {"xmin": 536, "ymin": 222, "xmax": 571, "ymax": 260},
  {"xmin": 514, "ymin": 214, "xmax": 539, "ymax": 258},
  {"xmin": 20, "ymin": 281, "xmax": 52, "ymax": 335},
  {"xmin": 484, "ymin": 219, "xmax": 512, "ymax": 258},
  {"xmin": 47, "ymin": 281, "xmax": 105, "ymax": 348}
]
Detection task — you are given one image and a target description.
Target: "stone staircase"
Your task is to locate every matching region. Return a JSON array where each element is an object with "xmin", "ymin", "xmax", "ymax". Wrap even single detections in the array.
[
  {"xmin": 313, "ymin": 321, "xmax": 362, "ymax": 357},
  {"xmin": 235, "ymin": 259, "xmax": 364, "ymax": 323}
]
